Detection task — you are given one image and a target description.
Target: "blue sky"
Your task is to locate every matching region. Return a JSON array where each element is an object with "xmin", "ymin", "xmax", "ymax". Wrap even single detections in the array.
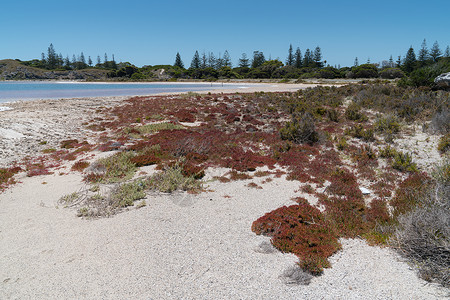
[{"xmin": 1, "ymin": 0, "xmax": 449, "ymax": 67}]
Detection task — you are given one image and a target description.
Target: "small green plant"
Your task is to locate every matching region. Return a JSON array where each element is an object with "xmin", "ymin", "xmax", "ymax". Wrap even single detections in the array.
[
  {"xmin": 85, "ymin": 152, "xmax": 137, "ymax": 183},
  {"xmin": 392, "ymin": 152, "xmax": 418, "ymax": 172},
  {"xmin": 437, "ymin": 134, "xmax": 450, "ymax": 153},
  {"xmin": 109, "ymin": 179, "xmax": 147, "ymax": 208},
  {"xmin": 345, "ymin": 102, "xmax": 367, "ymax": 121},
  {"xmin": 147, "ymin": 161, "xmax": 201, "ymax": 193},
  {"xmin": 336, "ymin": 137, "xmax": 348, "ymax": 151},
  {"xmin": 59, "ymin": 192, "xmax": 79, "ymax": 205},
  {"xmin": 280, "ymin": 113, "xmax": 319, "ymax": 144},
  {"xmin": 374, "ymin": 114, "xmax": 400, "ymax": 134}
]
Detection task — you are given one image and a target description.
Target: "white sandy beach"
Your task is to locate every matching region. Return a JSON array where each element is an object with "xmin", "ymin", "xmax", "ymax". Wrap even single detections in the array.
[{"xmin": 0, "ymin": 83, "xmax": 448, "ymax": 299}]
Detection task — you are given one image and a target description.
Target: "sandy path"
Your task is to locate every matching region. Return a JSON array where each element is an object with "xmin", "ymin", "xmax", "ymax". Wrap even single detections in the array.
[{"xmin": 0, "ymin": 83, "xmax": 448, "ymax": 299}]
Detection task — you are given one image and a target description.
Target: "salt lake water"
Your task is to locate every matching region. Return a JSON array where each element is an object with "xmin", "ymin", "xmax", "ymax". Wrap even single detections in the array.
[{"xmin": 0, "ymin": 81, "xmax": 248, "ymax": 104}]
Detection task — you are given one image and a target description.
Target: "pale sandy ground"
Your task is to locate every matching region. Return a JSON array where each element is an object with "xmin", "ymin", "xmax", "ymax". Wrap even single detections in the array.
[{"xmin": 0, "ymin": 83, "xmax": 448, "ymax": 299}]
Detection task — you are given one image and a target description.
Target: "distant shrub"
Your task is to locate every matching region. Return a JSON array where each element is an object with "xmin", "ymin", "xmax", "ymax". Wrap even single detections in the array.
[
  {"xmin": 374, "ymin": 114, "xmax": 400, "ymax": 134},
  {"xmin": 280, "ymin": 112, "xmax": 319, "ymax": 144},
  {"xmin": 379, "ymin": 68, "xmax": 405, "ymax": 79},
  {"xmin": 147, "ymin": 161, "xmax": 201, "ymax": 193},
  {"xmin": 391, "ymin": 151, "xmax": 418, "ymax": 173},
  {"xmin": 85, "ymin": 152, "xmax": 136, "ymax": 183},
  {"xmin": 350, "ymin": 64, "xmax": 379, "ymax": 78},
  {"xmin": 437, "ymin": 134, "xmax": 450, "ymax": 153},
  {"xmin": 345, "ymin": 103, "xmax": 366, "ymax": 121}
]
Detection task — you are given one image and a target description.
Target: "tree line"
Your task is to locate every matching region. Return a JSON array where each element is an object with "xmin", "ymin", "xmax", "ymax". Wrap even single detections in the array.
[
  {"xmin": 15, "ymin": 40, "xmax": 450, "ymax": 85},
  {"xmin": 22, "ymin": 43, "xmax": 118, "ymax": 70}
]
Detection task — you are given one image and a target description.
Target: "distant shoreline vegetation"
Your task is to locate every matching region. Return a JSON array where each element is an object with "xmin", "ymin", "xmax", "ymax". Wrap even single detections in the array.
[{"xmin": 2, "ymin": 41, "xmax": 450, "ymax": 88}]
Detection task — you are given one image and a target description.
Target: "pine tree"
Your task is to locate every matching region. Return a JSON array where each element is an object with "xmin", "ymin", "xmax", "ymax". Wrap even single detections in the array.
[
  {"xmin": 64, "ymin": 56, "xmax": 70, "ymax": 67},
  {"xmin": 445, "ymin": 46, "xmax": 450, "ymax": 58},
  {"xmin": 354, "ymin": 57, "xmax": 359, "ymax": 67},
  {"xmin": 111, "ymin": 54, "xmax": 117, "ymax": 70},
  {"xmin": 238, "ymin": 53, "xmax": 250, "ymax": 68},
  {"xmin": 403, "ymin": 46, "xmax": 416, "ymax": 73},
  {"xmin": 174, "ymin": 52, "xmax": 184, "ymax": 68},
  {"xmin": 389, "ymin": 55, "xmax": 394, "ymax": 67},
  {"xmin": 201, "ymin": 52, "xmax": 207, "ymax": 68},
  {"xmin": 294, "ymin": 47, "xmax": 302, "ymax": 68},
  {"xmin": 104, "ymin": 53, "xmax": 108, "ymax": 63},
  {"xmin": 251, "ymin": 51, "xmax": 265, "ymax": 68},
  {"xmin": 80, "ymin": 52, "xmax": 86, "ymax": 65},
  {"xmin": 97, "ymin": 56, "xmax": 101, "ymax": 66},
  {"xmin": 223, "ymin": 50, "xmax": 232, "ymax": 67},
  {"xmin": 313, "ymin": 46, "xmax": 323, "ymax": 67},
  {"xmin": 418, "ymin": 38, "xmax": 429, "ymax": 64},
  {"xmin": 216, "ymin": 53, "xmax": 224, "ymax": 69},
  {"xmin": 286, "ymin": 44, "xmax": 294, "ymax": 66},
  {"xmin": 47, "ymin": 43, "xmax": 57, "ymax": 69},
  {"xmin": 208, "ymin": 52, "xmax": 216, "ymax": 68},
  {"xmin": 303, "ymin": 49, "xmax": 313, "ymax": 67},
  {"xmin": 396, "ymin": 56, "xmax": 402, "ymax": 68},
  {"xmin": 88, "ymin": 56, "xmax": 92, "ymax": 66},
  {"xmin": 430, "ymin": 41, "xmax": 442, "ymax": 62},
  {"xmin": 190, "ymin": 50, "xmax": 200, "ymax": 69}
]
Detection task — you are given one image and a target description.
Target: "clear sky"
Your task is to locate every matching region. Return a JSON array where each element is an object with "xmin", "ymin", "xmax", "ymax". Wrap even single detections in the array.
[{"xmin": 1, "ymin": 0, "xmax": 449, "ymax": 67}]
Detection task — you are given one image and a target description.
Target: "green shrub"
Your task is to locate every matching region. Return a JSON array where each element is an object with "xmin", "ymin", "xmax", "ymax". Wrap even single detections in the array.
[
  {"xmin": 374, "ymin": 114, "xmax": 401, "ymax": 134},
  {"xmin": 109, "ymin": 179, "xmax": 147, "ymax": 208},
  {"xmin": 85, "ymin": 152, "xmax": 136, "ymax": 183},
  {"xmin": 392, "ymin": 152, "xmax": 418, "ymax": 172},
  {"xmin": 280, "ymin": 113, "xmax": 319, "ymax": 144},
  {"xmin": 437, "ymin": 134, "xmax": 450, "ymax": 153},
  {"xmin": 379, "ymin": 68, "xmax": 405, "ymax": 79},
  {"xmin": 345, "ymin": 103, "xmax": 366, "ymax": 121},
  {"xmin": 147, "ymin": 161, "xmax": 201, "ymax": 193}
]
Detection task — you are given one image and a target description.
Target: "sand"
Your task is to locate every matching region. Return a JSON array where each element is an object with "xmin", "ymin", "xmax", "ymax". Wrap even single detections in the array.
[{"xmin": 0, "ymin": 83, "xmax": 448, "ymax": 299}]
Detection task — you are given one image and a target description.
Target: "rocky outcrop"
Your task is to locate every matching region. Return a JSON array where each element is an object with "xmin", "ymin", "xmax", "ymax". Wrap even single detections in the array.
[{"xmin": 434, "ymin": 72, "xmax": 450, "ymax": 88}]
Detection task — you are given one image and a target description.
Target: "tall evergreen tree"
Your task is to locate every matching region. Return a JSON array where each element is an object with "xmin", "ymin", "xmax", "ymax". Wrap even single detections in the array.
[
  {"xmin": 354, "ymin": 57, "xmax": 359, "ymax": 67},
  {"xmin": 303, "ymin": 49, "xmax": 313, "ymax": 67},
  {"xmin": 388, "ymin": 55, "xmax": 394, "ymax": 67},
  {"xmin": 111, "ymin": 54, "xmax": 117, "ymax": 70},
  {"xmin": 418, "ymin": 38, "xmax": 429, "ymax": 64},
  {"xmin": 64, "ymin": 55, "xmax": 70, "ymax": 67},
  {"xmin": 403, "ymin": 46, "xmax": 416, "ymax": 73},
  {"xmin": 396, "ymin": 56, "xmax": 402, "ymax": 68},
  {"xmin": 207, "ymin": 52, "xmax": 216, "ymax": 68},
  {"xmin": 97, "ymin": 55, "xmax": 101, "ymax": 66},
  {"xmin": 174, "ymin": 52, "xmax": 184, "ymax": 68},
  {"xmin": 313, "ymin": 46, "xmax": 323, "ymax": 67},
  {"xmin": 294, "ymin": 47, "xmax": 302, "ymax": 68},
  {"xmin": 80, "ymin": 52, "xmax": 86, "ymax": 65},
  {"xmin": 238, "ymin": 53, "xmax": 250, "ymax": 68},
  {"xmin": 104, "ymin": 53, "xmax": 108, "ymax": 64},
  {"xmin": 430, "ymin": 41, "xmax": 442, "ymax": 62},
  {"xmin": 216, "ymin": 52, "xmax": 224, "ymax": 69},
  {"xmin": 190, "ymin": 50, "xmax": 200, "ymax": 69},
  {"xmin": 88, "ymin": 56, "xmax": 92, "ymax": 66},
  {"xmin": 251, "ymin": 51, "xmax": 265, "ymax": 68},
  {"xmin": 223, "ymin": 50, "xmax": 232, "ymax": 67},
  {"xmin": 47, "ymin": 43, "xmax": 57, "ymax": 69},
  {"xmin": 201, "ymin": 52, "xmax": 208, "ymax": 69},
  {"xmin": 445, "ymin": 46, "xmax": 450, "ymax": 58},
  {"xmin": 286, "ymin": 44, "xmax": 294, "ymax": 66}
]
